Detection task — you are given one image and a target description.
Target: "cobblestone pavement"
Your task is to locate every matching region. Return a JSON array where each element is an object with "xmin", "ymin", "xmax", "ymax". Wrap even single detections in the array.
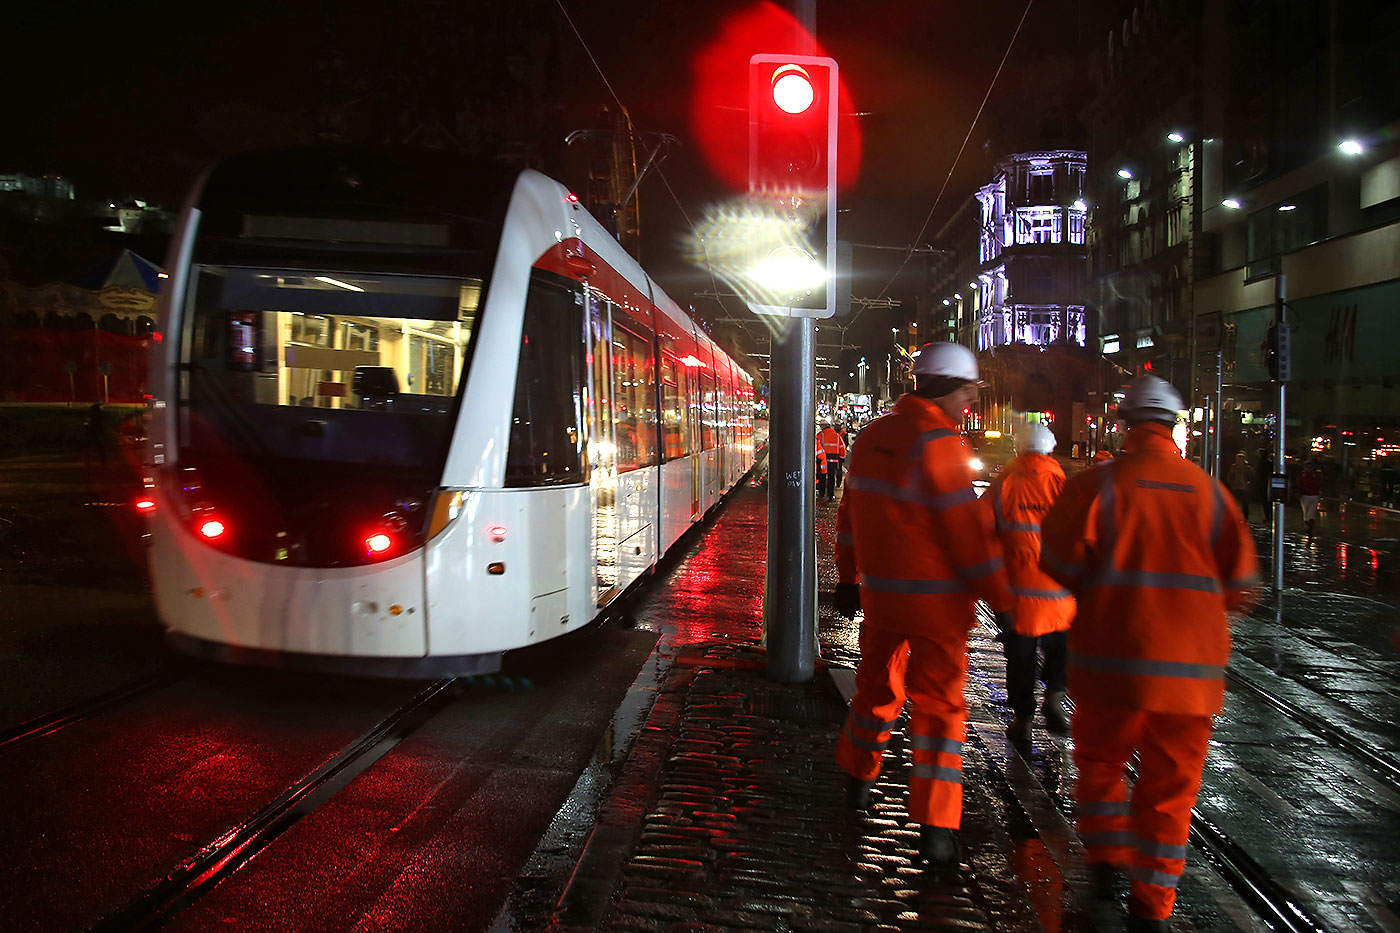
[{"xmin": 496, "ymin": 470, "xmax": 1400, "ymax": 933}]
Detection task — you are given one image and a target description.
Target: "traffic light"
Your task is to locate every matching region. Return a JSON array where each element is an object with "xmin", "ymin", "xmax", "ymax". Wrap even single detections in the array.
[
  {"xmin": 1265, "ymin": 322, "xmax": 1291, "ymax": 381},
  {"xmin": 748, "ymin": 54, "xmax": 838, "ymax": 317}
]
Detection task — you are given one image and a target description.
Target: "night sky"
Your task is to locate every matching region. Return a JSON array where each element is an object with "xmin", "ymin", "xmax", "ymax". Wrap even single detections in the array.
[{"xmin": 5, "ymin": 0, "xmax": 1107, "ymax": 344}]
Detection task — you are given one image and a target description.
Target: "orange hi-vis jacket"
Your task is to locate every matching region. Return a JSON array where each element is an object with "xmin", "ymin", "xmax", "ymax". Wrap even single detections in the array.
[
  {"xmin": 836, "ymin": 394, "xmax": 1013, "ymax": 635},
  {"xmin": 1039, "ymin": 422, "xmax": 1260, "ymax": 716},
  {"xmin": 819, "ymin": 427, "xmax": 847, "ymax": 460},
  {"xmin": 991, "ymin": 451, "xmax": 1074, "ymax": 638}
]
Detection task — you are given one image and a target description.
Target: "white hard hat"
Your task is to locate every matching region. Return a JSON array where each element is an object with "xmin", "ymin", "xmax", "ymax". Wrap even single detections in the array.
[
  {"xmin": 1118, "ymin": 374, "xmax": 1183, "ymax": 423},
  {"xmin": 1016, "ymin": 421, "xmax": 1057, "ymax": 455},
  {"xmin": 910, "ymin": 342, "xmax": 978, "ymax": 381}
]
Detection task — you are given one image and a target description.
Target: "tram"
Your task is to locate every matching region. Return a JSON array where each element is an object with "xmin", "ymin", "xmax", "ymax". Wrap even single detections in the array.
[{"xmin": 141, "ymin": 146, "xmax": 754, "ymax": 676}]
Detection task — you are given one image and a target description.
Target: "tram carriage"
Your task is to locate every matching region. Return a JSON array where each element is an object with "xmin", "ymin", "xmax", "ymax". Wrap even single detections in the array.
[{"xmin": 142, "ymin": 146, "xmax": 754, "ymax": 676}]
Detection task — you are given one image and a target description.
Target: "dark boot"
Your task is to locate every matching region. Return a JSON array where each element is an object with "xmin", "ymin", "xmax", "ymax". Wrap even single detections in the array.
[
  {"xmin": 845, "ymin": 775, "xmax": 877, "ymax": 809},
  {"xmin": 1089, "ymin": 863, "xmax": 1126, "ymax": 928},
  {"xmin": 1126, "ymin": 911, "xmax": 1170, "ymax": 932},
  {"xmin": 1043, "ymin": 691, "xmax": 1070, "ymax": 736},
  {"xmin": 1305, "ymin": 518, "xmax": 1315, "ymax": 540},
  {"xmin": 1008, "ymin": 715, "xmax": 1032, "ymax": 744},
  {"xmin": 917, "ymin": 826, "xmax": 963, "ymax": 867}
]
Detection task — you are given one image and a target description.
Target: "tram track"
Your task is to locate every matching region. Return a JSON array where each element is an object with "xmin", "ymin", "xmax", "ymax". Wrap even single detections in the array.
[
  {"xmin": 90, "ymin": 675, "xmax": 460, "ymax": 931},
  {"xmin": 0, "ymin": 668, "xmax": 185, "ymax": 753}
]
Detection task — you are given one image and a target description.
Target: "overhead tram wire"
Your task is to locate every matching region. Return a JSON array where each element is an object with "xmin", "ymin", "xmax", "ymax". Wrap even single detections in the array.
[
  {"xmin": 858, "ymin": 0, "xmax": 1036, "ymax": 330},
  {"xmin": 555, "ymin": 1, "xmax": 743, "ymax": 332}
]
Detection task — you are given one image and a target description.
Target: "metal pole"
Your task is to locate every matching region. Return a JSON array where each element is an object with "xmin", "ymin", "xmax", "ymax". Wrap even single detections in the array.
[
  {"xmin": 1202, "ymin": 393, "xmax": 1213, "ymax": 474},
  {"xmin": 1272, "ymin": 275, "xmax": 1286, "ymax": 592},
  {"xmin": 764, "ymin": 315, "xmax": 817, "ymax": 683},
  {"xmin": 1213, "ymin": 348, "xmax": 1224, "ymax": 478}
]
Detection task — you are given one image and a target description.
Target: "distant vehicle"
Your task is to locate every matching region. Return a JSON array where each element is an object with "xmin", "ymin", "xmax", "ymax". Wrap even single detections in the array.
[
  {"xmin": 967, "ymin": 430, "xmax": 1017, "ymax": 492},
  {"xmin": 140, "ymin": 146, "xmax": 754, "ymax": 677}
]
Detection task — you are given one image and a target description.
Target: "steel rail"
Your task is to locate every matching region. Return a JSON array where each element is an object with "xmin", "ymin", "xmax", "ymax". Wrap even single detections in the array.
[
  {"xmin": 0, "ymin": 669, "xmax": 183, "ymax": 753},
  {"xmin": 90, "ymin": 676, "xmax": 460, "ymax": 932}
]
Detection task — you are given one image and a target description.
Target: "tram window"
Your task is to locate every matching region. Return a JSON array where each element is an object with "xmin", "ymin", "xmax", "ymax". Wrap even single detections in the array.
[
  {"xmin": 505, "ymin": 274, "xmax": 584, "ymax": 487},
  {"xmin": 701, "ymin": 372, "xmax": 716, "ymax": 450},
  {"xmin": 612, "ymin": 325, "xmax": 656, "ymax": 473},
  {"xmin": 660, "ymin": 355, "xmax": 687, "ymax": 460}
]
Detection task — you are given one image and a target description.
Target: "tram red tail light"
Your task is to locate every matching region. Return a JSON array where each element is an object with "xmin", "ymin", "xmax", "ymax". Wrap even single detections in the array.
[
  {"xmin": 134, "ymin": 496, "xmax": 157, "ymax": 513},
  {"xmin": 366, "ymin": 532, "xmax": 394, "ymax": 555},
  {"xmin": 198, "ymin": 518, "xmax": 227, "ymax": 540},
  {"xmin": 487, "ymin": 524, "xmax": 507, "ymax": 542}
]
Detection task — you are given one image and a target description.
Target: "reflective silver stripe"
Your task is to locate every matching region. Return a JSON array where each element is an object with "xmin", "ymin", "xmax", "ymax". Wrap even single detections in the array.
[
  {"xmin": 836, "ymin": 532, "xmax": 854, "ymax": 547},
  {"xmin": 1227, "ymin": 574, "xmax": 1260, "ymax": 590},
  {"xmin": 928, "ymin": 486, "xmax": 979, "ymax": 510},
  {"xmin": 853, "ymin": 712, "xmax": 901, "ymax": 733},
  {"xmin": 1043, "ymin": 551, "xmax": 1082, "ymax": 580},
  {"xmin": 1003, "ymin": 520, "xmax": 1041, "ymax": 533},
  {"xmin": 847, "ymin": 475, "xmax": 963, "ymax": 510},
  {"xmin": 1081, "ymin": 830, "xmax": 1134, "ymax": 848},
  {"xmin": 956, "ymin": 556, "xmax": 1005, "ymax": 579},
  {"xmin": 1135, "ymin": 836, "xmax": 1189, "ymax": 860},
  {"xmin": 1012, "ymin": 585, "xmax": 1072, "ymax": 599},
  {"xmin": 909, "ymin": 735, "xmax": 963, "ymax": 755},
  {"xmin": 1070, "ymin": 651, "xmax": 1225, "ymax": 682},
  {"xmin": 859, "ymin": 575, "xmax": 969, "ymax": 594},
  {"xmin": 916, "ymin": 428, "xmax": 958, "ymax": 445},
  {"xmin": 911, "ymin": 763, "xmax": 964, "ymax": 784},
  {"xmin": 1078, "ymin": 800, "xmax": 1130, "ymax": 817},
  {"xmin": 843, "ymin": 729, "xmax": 891, "ymax": 754},
  {"xmin": 1130, "ymin": 865, "xmax": 1182, "ymax": 889},
  {"xmin": 1099, "ymin": 569, "xmax": 1222, "ymax": 593}
]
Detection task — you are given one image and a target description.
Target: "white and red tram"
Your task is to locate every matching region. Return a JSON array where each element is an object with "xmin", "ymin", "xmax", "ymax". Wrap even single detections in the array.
[{"xmin": 142, "ymin": 147, "xmax": 754, "ymax": 676}]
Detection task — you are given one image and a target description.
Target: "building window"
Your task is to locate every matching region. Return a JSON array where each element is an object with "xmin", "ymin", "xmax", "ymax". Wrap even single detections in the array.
[
  {"xmin": 1068, "ymin": 207, "xmax": 1086, "ymax": 245},
  {"xmin": 1016, "ymin": 207, "xmax": 1062, "ymax": 245}
]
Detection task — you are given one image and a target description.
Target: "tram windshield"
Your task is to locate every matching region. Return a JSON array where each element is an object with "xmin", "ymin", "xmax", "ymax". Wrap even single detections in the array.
[{"xmin": 178, "ymin": 265, "xmax": 481, "ymax": 470}]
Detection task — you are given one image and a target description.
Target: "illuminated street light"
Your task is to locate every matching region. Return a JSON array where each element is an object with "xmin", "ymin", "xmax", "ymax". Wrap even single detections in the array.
[
  {"xmin": 1339, "ymin": 139, "xmax": 1364, "ymax": 156},
  {"xmin": 1167, "ymin": 132, "xmax": 1185, "ymax": 143},
  {"xmin": 942, "ymin": 299, "xmax": 950, "ymax": 306},
  {"xmin": 1117, "ymin": 168, "xmax": 1133, "ymax": 179},
  {"xmin": 1072, "ymin": 199, "xmax": 1087, "ymax": 211},
  {"xmin": 1222, "ymin": 198, "xmax": 1242, "ymax": 210},
  {"xmin": 1278, "ymin": 204, "xmax": 1298, "ymax": 212}
]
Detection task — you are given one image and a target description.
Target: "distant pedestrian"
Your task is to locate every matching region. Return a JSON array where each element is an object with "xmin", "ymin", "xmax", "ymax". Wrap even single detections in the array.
[
  {"xmin": 85, "ymin": 401, "xmax": 112, "ymax": 467},
  {"xmin": 1255, "ymin": 446, "xmax": 1273, "ymax": 521},
  {"xmin": 1226, "ymin": 451, "xmax": 1253, "ymax": 520},
  {"xmin": 1298, "ymin": 460, "xmax": 1323, "ymax": 541},
  {"xmin": 1041, "ymin": 375, "xmax": 1259, "ymax": 932},
  {"xmin": 818, "ymin": 422, "xmax": 847, "ymax": 500},
  {"xmin": 833, "ymin": 342, "xmax": 1014, "ymax": 869},
  {"xmin": 990, "ymin": 421, "xmax": 1074, "ymax": 745}
]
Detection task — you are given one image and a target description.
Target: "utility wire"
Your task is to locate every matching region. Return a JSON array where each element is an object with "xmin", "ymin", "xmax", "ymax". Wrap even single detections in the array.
[
  {"xmin": 864, "ymin": 0, "xmax": 1037, "ymax": 325},
  {"xmin": 555, "ymin": 0, "xmax": 740, "ymax": 337}
]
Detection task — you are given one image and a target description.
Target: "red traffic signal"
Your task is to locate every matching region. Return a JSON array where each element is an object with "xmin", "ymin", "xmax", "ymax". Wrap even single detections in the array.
[{"xmin": 748, "ymin": 53, "xmax": 838, "ymax": 317}]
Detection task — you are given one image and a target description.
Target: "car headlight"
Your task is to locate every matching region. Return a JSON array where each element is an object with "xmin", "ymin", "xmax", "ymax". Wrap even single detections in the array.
[{"xmin": 969, "ymin": 457, "xmax": 985, "ymax": 471}]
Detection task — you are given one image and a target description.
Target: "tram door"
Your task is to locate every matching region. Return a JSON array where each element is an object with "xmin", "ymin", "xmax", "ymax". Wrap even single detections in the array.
[
  {"xmin": 586, "ymin": 293, "xmax": 619, "ymax": 605},
  {"xmin": 686, "ymin": 364, "xmax": 701, "ymax": 519}
]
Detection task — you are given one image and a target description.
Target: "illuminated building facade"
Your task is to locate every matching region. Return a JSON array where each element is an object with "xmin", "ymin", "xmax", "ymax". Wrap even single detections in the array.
[
  {"xmin": 929, "ymin": 149, "xmax": 1094, "ymax": 452},
  {"xmin": 1087, "ymin": 0, "xmax": 1400, "ymax": 505}
]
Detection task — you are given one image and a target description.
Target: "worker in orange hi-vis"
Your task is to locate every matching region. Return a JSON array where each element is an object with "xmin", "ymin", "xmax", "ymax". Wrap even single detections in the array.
[
  {"xmin": 989, "ymin": 420, "xmax": 1075, "ymax": 745},
  {"xmin": 818, "ymin": 421, "xmax": 847, "ymax": 500},
  {"xmin": 832, "ymin": 341, "xmax": 1014, "ymax": 869},
  {"xmin": 1039, "ymin": 374, "xmax": 1259, "ymax": 933}
]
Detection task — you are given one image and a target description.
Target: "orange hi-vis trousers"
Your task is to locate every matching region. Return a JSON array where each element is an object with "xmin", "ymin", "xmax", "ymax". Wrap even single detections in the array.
[
  {"xmin": 835, "ymin": 627, "xmax": 969, "ymax": 828},
  {"xmin": 1073, "ymin": 703, "xmax": 1214, "ymax": 920}
]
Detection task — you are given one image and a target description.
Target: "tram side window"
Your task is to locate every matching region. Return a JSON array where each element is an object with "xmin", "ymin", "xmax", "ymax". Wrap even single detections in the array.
[
  {"xmin": 660, "ymin": 355, "xmax": 687, "ymax": 460},
  {"xmin": 612, "ymin": 325, "xmax": 657, "ymax": 473},
  {"xmin": 701, "ymin": 372, "xmax": 717, "ymax": 450},
  {"xmin": 505, "ymin": 275, "xmax": 584, "ymax": 486}
]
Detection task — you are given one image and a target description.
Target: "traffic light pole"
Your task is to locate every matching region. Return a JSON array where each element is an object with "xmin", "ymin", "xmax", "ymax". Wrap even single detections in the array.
[
  {"xmin": 764, "ymin": 315, "xmax": 818, "ymax": 683},
  {"xmin": 1272, "ymin": 275, "xmax": 1286, "ymax": 592}
]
